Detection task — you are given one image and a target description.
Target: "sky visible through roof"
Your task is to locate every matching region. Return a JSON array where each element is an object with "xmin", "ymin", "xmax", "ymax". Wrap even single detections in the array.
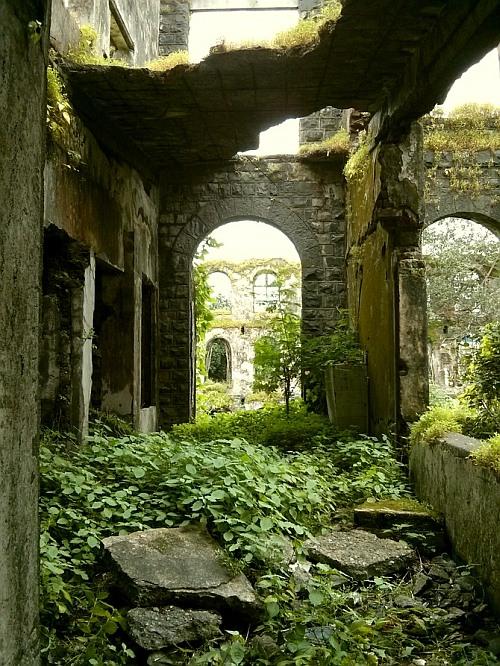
[{"xmin": 190, "ymin": 9, "xmax": 500, "ymax": 261}]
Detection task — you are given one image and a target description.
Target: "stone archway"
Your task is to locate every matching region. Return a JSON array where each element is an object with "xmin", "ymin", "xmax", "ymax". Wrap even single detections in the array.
[
  {"xmin": 158, "ymin": 156, "xmax": 346, "ymax": 426},
  {"xmin": 422, "ymin": 212, "xmax": 500, "ymax": 392},
  {"xmin": 206, "ymin": 337, "xmax": 232, "ymax": 384}
]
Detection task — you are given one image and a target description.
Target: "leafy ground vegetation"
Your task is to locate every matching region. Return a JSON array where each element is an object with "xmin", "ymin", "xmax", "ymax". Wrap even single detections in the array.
[
  {"xmin": 40, "ymin": 404, "xmax": 499, "ymax": 664},
  {"xmin": 412, "ymin": 321, "xmax": 500, "ymax": 472}
]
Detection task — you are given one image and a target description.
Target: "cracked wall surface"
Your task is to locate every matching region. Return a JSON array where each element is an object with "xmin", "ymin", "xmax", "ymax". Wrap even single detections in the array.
[{"xmin": 0, "ymin": 1, "xmax": 48, "ymax": 662}]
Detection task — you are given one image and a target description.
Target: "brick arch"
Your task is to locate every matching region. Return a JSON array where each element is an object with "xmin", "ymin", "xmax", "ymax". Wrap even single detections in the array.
[
  {"xmin": 424, "ymin": 211, "xmax": 500, "ymax": 238},
  {"xmin": 158, "ymin": 157, "xmax": 346, "ymax": 426}
]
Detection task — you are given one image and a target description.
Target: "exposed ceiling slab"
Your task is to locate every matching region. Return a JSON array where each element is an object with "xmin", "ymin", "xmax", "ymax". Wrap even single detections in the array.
[{"xmin": 64, "ymin": 0, "xmax": 500, "ymax": 171}]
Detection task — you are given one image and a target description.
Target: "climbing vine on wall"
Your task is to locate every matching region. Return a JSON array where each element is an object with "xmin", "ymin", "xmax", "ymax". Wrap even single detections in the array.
[{"xmin": 423, "ymin": 104, "xmax": 500, "ymax": 196}]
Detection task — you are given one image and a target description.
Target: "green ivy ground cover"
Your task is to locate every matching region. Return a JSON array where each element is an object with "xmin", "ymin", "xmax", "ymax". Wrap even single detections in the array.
[{"xmin": 40, "ymin": 409, "xmax": 499, "ymax": 664}]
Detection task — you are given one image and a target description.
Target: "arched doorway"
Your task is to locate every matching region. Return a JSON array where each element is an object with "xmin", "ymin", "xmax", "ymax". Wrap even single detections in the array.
[
  {"xmin": 194, "ymin": 220, "xmax": 302, "ymax": 415},
  {"xmin": 206, "ymin": 338, "xmax": 232, "ymax": 383},
  {"xmin": 422, "ymin": 214, "xmax": 499, "ymax": 397}
]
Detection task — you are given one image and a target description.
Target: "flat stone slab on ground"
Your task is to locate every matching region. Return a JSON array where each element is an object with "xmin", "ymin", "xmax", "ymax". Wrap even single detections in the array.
[
  {"xmin": 102, "ymin": 526, "xmax": 260, "ymax": 620},
  {"xmin": 353, "ymin": 498, "xmax": 441, "ymax": 531},
  {"xmin": 127, "ymin": 606, "xmax": 221, "ymax": 650},
  {"xmin": 305, "ymin": 529, "xmax": 416, "ymax": 580}
]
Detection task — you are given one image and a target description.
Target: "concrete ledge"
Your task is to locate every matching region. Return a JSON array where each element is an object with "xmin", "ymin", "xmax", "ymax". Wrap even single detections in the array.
[{"xmin": 410, "ymin": 433, "xmax": 500, "ymax": 615}]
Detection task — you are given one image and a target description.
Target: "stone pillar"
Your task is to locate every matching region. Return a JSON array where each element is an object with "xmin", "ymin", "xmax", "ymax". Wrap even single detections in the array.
[
  {"xmin": 158, "ymin": 246, "xmax": 193, "ymax": 427},
  {"xmin": 70, "ymin": 253, "xmax": 96, "ymax": 439},
  {"xmin": 346, "ymin": 121, "xmax": 427, "ymax": 435},
  {"xmin": 159, "ymin": 0, "xmax": 190, "ymax": 56},
  {"xmin": 299, "ymin": 107, "xmax": 343, "ymax": 146},
  {"xmin": 0, "ymin": 0, "xmax": 48, "ymax": 662}
]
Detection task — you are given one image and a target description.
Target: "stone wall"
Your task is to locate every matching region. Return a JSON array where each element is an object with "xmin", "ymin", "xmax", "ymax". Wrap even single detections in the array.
[
  {"xmin": 424, "ymin": 148, "xmax": 500, "ymax": 233},
  {"xmin": 0, "ymin": 0, "xmax": 48, "ymax": 662},
  {"xmin": 410, "ymin": 433, "xmax": 500, "ymax": 615},
  {"xmin": 299, "ymin": 107, "xmax": 344, "ymax": 145},
  {"xmin": 43, "ymin": 101, "xmax": 160, "ymax": 434},
  {"xmin": 159, "ymin": 0, "xmax": 190, "ymax": 57},
  {"xmin": 158, "ymin": 156, "xmax": 346, "ymax": 426}
]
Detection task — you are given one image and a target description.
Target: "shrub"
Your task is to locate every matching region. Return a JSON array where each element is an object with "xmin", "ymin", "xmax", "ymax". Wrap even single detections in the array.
[
  {"xmin": 67, "ymin": 25, "xmax": 127, "ymax": 66},
  {"xmin": 172, "ymin": 402, "xmax": 334, "ymax": 450},
  {"xmin": 196, "ymin": 381, "xmax": 233, "ymax": 414},
  {"xmin": 461, "ymin": 321, "xmax": 500, "ymax": 438},
  {"xmin": 470, "ymin": 434, "xmax": 500, "ymax": 474},
  {"xmin": 410, "ymin": 405, "xmax": 475, "ymax": 446},
  {"xmin": 299, "ymin": 129, "xmax": 350, "ymax": 158}
]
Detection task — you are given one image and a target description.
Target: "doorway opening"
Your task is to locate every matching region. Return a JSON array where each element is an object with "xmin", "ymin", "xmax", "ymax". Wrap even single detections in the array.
[
  {"xmin": 193, "ymin": 219, "xmax": 302, "ymax": 415},
  {"xmin": 422, "ymin": 215, "xmax": 499, "ymax": 402}
]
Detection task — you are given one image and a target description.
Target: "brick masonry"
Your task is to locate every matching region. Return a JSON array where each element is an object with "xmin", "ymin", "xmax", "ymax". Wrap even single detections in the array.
[
  {"xmin": 158, "ymin": 155, "xmax": 346, "ymax": 426},
  {"xmin": 159, "ymin": 0, "xmax": 190, "ymax": 56}
]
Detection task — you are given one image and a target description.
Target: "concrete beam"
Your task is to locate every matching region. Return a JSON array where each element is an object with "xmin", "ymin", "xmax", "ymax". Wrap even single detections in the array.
[{"xmin": 191, "ymin": 0, "xmax": 297, "ymax": 11}]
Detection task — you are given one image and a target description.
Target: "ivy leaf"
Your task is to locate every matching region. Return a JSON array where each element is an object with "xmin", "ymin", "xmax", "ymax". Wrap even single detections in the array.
[{"xmin": 132, "ymin": 467, "xmax": 146, "ymax": 478}]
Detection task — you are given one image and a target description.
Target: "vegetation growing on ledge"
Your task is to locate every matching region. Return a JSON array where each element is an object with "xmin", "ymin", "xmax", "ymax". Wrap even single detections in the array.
[
  {"xmin": 470, "ymin": 434, "xmax": 500, "ymax": 475},
  {"xmin": 46, "ymin": 66, "xmax": 73, "ymax": 143},
  {"xmin": 344, "ymin": 131, "xmax": 371, "ymax": 184},
  {"xmin": 423, "ymin": 103, "xmax": 500, "ymax": 195},
  {"xmin": 209, "ymin": 0, "xmax": 342, "ymax": 53},
  {"xmin": 67, "ymin": 25, "xmax": 127, "ymax": 66},
  {"xmin": 202, "ymin": 258, "xmax": 300, "ymax": 277},
  {"xmin": 299, "ymin": 129, "xmax": 350, "ymax": 159},
  {"xmin": 145, "ymin": 50, "xmax": 189, "ymax": 71}
]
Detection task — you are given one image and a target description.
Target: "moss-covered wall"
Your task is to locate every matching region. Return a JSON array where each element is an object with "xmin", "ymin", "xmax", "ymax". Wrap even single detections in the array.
[{"xmin": 346, "ymin": 120, "xmax": 427, "ymax": 434}]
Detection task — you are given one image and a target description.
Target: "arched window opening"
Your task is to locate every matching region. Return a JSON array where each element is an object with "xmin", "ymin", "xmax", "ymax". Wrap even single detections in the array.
[
  {"xmin": 253, "ymin": 271, "xmax": 278, "ymax": 312},
  {"xmin": 422, "ymin": 215, "xmax": 499, "ymax": 395},
  {"xmin": 207, "ymin": 271, "xmax": 232, "ymax": 311},
  {"xmin": 206, "ymin": 338, "xmax": 231, "ymax": 384}
]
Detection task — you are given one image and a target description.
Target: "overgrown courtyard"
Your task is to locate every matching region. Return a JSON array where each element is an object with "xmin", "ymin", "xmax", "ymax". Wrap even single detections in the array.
[{"xmin": 40, "ymin": 405, "xmax": 499, "ymax": 665}]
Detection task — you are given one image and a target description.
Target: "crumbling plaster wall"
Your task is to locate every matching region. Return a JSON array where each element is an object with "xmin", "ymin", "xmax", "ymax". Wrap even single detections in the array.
[
  {"xmin": 158, "ymin": 156, "xmax": 345, "ymax": 426},
  {"xmin": 346, "ymin": 119, "xmax": 427, "ymax": 435},
  {"xmin": 43, "ymin": 107, "xmax": 160, "ymax": 432},
  {"xmin": 0, "ymin": 0, "xmax": 48, "ymax": 662},
  {"xmin": 63, "ymin": 0, "xmax": 160, "ymax": 63}
]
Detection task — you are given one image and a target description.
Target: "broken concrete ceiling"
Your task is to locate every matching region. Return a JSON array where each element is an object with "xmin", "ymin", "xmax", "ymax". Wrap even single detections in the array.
[{"xmin": 64, "ymin": 0, "xmax": 500, "ymax": 171}]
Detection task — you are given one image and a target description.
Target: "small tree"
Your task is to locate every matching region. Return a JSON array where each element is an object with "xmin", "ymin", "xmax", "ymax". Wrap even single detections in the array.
[
  {"xmin": 253, "ymin": 273, "xmax": 301, "ymax": 415},
  {"xmin": 462, "ymin": 321, "xmax": 500, "ymax": 437},
  {"xmin": 193, "ymin": 237, "xmax": 220, "ymax": 380}
]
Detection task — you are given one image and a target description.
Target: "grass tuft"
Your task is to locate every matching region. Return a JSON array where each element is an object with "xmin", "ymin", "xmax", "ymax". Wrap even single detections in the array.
[
  {"xmin": 300, "ymin": 129, "xmax": 350, "ymax": 158},
  {"xmin": 145, "ymin": 50, "xmax": 190, "ymax": 71}
]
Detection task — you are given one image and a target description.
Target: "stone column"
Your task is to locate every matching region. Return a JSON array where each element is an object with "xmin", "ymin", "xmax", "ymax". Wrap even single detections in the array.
[
  {"xmin": 0, "ymin": 1, "xmax": 48, "ymax": 662},
  {"xmin": 70, "ymin": 252, "xmax": 96, "ymax": 439},
  {"xmin": 159, "ymin": 0, "xmax": 190, "ymax": 56},
  {"xmin": 346, "ymin": 121, "xmax": 428, "ymax": 435}
]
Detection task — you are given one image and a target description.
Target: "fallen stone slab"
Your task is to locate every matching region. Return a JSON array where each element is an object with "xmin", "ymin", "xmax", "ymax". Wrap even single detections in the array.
[
  {"xmin": 353, "ymin": 498, "xmax": 441, "ymax": 531},
  {"xmin": 353, "ymin": 499, "xmax": 447, "ymax": 554},
  {"xmin": 127, "ymin": 606, "xmax": 221, "ymax": 651},
  {"xmin": 304, "ymin": 529, "xmax": 416, "ymax": 580},
  {"xmin": 102, "ymin": 526, "xmax": 261, "ymax": 621}
]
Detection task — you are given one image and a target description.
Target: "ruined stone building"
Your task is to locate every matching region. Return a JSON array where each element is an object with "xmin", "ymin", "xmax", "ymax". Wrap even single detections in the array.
[
  {"xmin": 1, "ymin": 0, "xmax": 500, "ymax": 661},
  {"xmin": 203, "ymin": 258, "xmax": 300, "ymax": 398}
]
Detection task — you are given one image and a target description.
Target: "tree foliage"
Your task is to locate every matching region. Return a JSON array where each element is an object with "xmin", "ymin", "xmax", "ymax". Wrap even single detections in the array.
[
  {"xmin": 462, "ymin": 320, "xmax": 500, "ymax": 436},
  {"xmin": 423, "ymin": 219, "xmax": 499, "ymax": 342},
  {"xmin": 253, "ymin": 273, "xmax": 301, "ymax": 414}
]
